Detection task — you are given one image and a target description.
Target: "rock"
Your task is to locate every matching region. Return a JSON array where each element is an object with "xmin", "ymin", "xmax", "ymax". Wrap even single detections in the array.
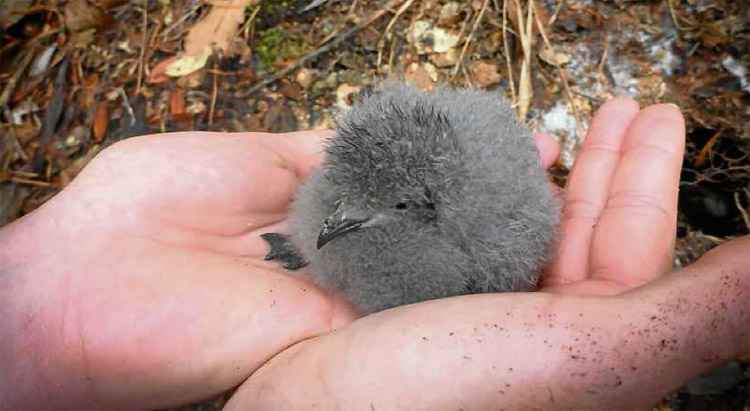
[
  {"xmin": 295, "ymin": 68, "xmax": 315, "ymax": 89},
  {"xmin": 408, "ymin": 20, "xmax": 459, "ymax": 54},
  {"xmin": 438, "ymin": 2, "xmax": 462, "ymax": 26}
]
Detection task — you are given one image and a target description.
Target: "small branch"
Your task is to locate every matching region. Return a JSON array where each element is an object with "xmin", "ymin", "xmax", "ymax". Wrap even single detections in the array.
[
  {"xmin": 0, "ymin": 49, "xmax": 34, "ymax": 109},
  {"xmin": 736, "ymin": 190, "xmax": 750, "ymax": 233},
  {"xmin": 452, "ymin": 0, "xmax": 490, "ymax": 77},
  {"xmin": 209, "ymin": 60, "xmax": 218, "ymax": 125},
  {"xmin": 378, "ymin": 0, "xmax": 417, "ymax": 70},
  {"xmin": 515, "ymin": 0, "xmax": 535, "ymax": 119},
  {"xmin": 500, "ymin": 0, "xmax": 516, "ymax": 106},
  {"xmin": 136, "ymin": 0, "xmax": 149, "ymax": 95},
  {"xmin": 532, "ymin": 0, "xmax": 582, "ymax": 139}
]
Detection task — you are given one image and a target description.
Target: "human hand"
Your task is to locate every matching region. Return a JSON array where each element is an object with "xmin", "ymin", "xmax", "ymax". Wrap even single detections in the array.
[
  {"xmin": 0, "ymin": 131, "xmax": 358, "ymax": 409},
  {"xmin": 224, "ymin": 98, "xmax": 750, "ymax": 410}
]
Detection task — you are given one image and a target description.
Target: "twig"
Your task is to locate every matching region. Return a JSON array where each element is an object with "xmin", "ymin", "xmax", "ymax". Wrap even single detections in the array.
[
  {"xmin": 162, "ymin": 3, "xmax": 202, "ymax": 39},
  {"xmin": 500, "ymin": 0, "xmax": 516, "ymax": 105},
  {"xmin": 8, "ymin": 176, "xmax": 54, "ymax": 188},
  {"xmin": 8, "ymin": 170, "xmax": 39, "ymax": 178},
  {"xmin": 1, "ymin": 126, "xmax": 29, "ymax": 162},
  {"xmin": 515, "ymin": 0, "xmax": 534, "ymax": 119},
  {"xmin": 0, "ymin": 50, "xmax": 35, "ymax": 108},
  {"xmin": 452, "ymin": 0, "xmax": 490, "ymax": 77},
  {"xmin": 241, "ymin": 4, "xmax": 261, "ymax": 40},
  {"xmin": 209, "ymin": 60, "xmax": 218, "ymax": 125},
  {"xmin": 318, "ymin": 0, "xmax": 360, "ymax": 46},
  {"xmin": 548, "ymin": 0, "xmax": 564, "ymax": 26},
  {"xmin": 735, "ymin": 190, "xmax": 750, "ymax": 233},
  {"xmin": 532, "ymin": 0, "xmax": 583, "ymax": 139},
  {"xmin": 596, "ymin": 30, "xmax": 609, "ymax": 78},
  {"xmin": 244, "ymin": 0, "xmax": 405, "ymax": 96},
  {"xmin": 384, "ymin": 0, "xmax": 417, "ymax": 38},
  {"xmin": 378, "ymin": 0, "xmax": 418, "ymax": 69},
  {"xmin": 117, "ymin": 88, "xmax": 136, "ymax": 128},
  {"xmin": 136, "ymin": 0, "xmax": 149, "ymax": 95},
  {"xmin": 665, "ymin": 0, "xmax": 682, "ymax": 31}
]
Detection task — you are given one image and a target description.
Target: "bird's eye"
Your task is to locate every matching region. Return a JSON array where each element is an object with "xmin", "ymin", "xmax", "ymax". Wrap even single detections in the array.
[{"xmin": 395, "ymin": 202, "xmax": 408, "ymax": 210}]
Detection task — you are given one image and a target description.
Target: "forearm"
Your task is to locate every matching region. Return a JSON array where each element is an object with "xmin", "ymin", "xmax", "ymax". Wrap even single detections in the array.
[{"xmin": 226, "ymin": 237, "xmax": 750, "ymax": 410}]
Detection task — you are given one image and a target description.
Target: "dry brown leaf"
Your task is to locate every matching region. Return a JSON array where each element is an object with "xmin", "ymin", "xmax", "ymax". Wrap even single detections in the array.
[
  {"xmin": 469, "ymin": 61, "xmax": 501, "ymax": 88},
  {"xmin": 64, "ymin": 0, "xmax": 112, "ymax": 32},
  {"xmin": 170, "ymin": 88, "xmax": 186, "ymax": 117},
  {"xmin": 404, "ymin": 62, "xmax": 435, "ymax": 91},
  {"xmin": 148, "ymin": 56, "xmax": 178, "ymax": 84},
  {"xmin": 0, "ymin": 0, "xmax": 33, "ymax": 30},
  {"xmin": 184, "ymin": 0, "xmax": 258, "ymax": 56},
  {"xmin": 538, "ymin": 46, "xmax": 571, "ymax": 66},
  {"xmin": 93, "ymin": 101, "xmax": 109, "ymax": 142},
  {"xmin": 164, "ymin": 0, "xmax": 256, "ymax": 78},
  {"xmin": 166, "ymin": 47, "xmax": 212, "ymax": 77}
]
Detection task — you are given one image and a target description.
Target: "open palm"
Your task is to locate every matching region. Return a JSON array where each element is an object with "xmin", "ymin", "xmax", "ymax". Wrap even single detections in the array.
[{"xmin": 1, "ymin": 131, "xmax": 355, "ymax": 408}]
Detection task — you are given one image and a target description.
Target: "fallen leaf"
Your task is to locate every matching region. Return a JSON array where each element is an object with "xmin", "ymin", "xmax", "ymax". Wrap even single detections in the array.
[
  {"xmin": 148, "ymin": 56, "xmax": 178, "ymax": 84},
  {"xmin": 0, "ymin": 0, "xmax": 33, "ymax": 30},
  {"xmin": 93, "ymin": 101, "xmax": 109, "ymax": 142},
  {"xmin": 165, "ymin": 47, "xmax": 212, "ymax": 77},
  {"xmin": 184, "ymin": 0, "xmax": 257, "ymax": 56},
  {"xmin": 64, "ymin": 0, "xmax": 112, "ymax": 32},
  {"xmin": 539, "ymin": 46, "xmax": 571, "ymax": 66},
  {"xmin": 430, "ymin": 49, "xmax": 459, "ymax": 68},
  {"xmin": 469, "ymin": 61, "xmax": 501, "ymax": 88},
  {"xmin": 264, "ymin": 101, "xmax": 298, "ymax": 133},
  {"xmin": 279, "ymin": 81, "xmax": 303, "ymax": 101},
  {"xmin": 170, "ymin": 88, "xmax": 186, "ymax": 116},
  {"xmin": 30, "ymin": 45, "xmax": 57, "ymax": 76},
  {"xmin": 405, "ymin": 62, "xmax": 435, "ymax": 91},
  {"xmin": 176, "ymin": 69, "xmax": 206, "ymax": 89}
]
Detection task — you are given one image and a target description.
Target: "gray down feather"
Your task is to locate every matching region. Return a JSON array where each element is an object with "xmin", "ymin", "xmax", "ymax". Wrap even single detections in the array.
[{"xmin": 287, "ymin": 82, "xmax": 560, "ymax": 314}]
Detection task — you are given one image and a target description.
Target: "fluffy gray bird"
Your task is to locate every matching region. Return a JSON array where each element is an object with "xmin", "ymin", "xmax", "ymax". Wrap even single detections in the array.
[{"xmin": 262, "ymin": 83, "xmax": 559, "ymax": 315}]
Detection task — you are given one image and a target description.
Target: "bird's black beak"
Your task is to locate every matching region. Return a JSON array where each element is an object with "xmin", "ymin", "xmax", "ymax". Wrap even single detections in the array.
[{"xmin": 317, "ymin": 203, "xmax": 371, "ymax": 249}]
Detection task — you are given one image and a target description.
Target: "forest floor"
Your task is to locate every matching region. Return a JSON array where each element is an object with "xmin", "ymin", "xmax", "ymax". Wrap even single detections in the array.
[{"xmin": 1, "ymin": 0, "xmax": 749, "ymax": 409}]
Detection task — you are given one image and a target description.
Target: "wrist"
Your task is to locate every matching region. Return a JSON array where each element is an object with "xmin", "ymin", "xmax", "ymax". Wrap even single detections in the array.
[{"xmin": 0, "ymin": 210, "xmax": 82, "ymax": 408}]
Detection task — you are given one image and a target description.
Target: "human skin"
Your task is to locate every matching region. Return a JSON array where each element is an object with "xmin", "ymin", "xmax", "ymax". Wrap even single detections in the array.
[{"xmin": 0, "ymin": 97, "xmax": 748, "ymax": 410}]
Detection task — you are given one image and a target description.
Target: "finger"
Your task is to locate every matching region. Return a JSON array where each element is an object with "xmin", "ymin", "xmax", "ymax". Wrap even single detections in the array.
[
  {"xmin": 543, "ymin": 97, "xmax": 640, "ymax": 287},
  {"xmin": 590, "ymin": 104, "xmax": 685, "ymax": 287},
  {"xmin": 255, "ymin": 130, "xmax": 334, "ymax": 178},
  {"xmin": 534, "ymin": 132, "xmax": 560, "ymax": 169}
]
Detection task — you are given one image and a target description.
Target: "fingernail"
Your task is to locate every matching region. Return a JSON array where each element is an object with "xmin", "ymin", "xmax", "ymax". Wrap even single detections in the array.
[{"xmin": 666, "ymin": 103, "xmax": 680, "ymax": 111}]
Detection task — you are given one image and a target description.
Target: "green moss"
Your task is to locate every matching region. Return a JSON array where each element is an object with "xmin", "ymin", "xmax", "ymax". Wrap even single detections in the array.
[{"xmin": 255, "ymin": 26, "xmax": 310, "ymax": 70}]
